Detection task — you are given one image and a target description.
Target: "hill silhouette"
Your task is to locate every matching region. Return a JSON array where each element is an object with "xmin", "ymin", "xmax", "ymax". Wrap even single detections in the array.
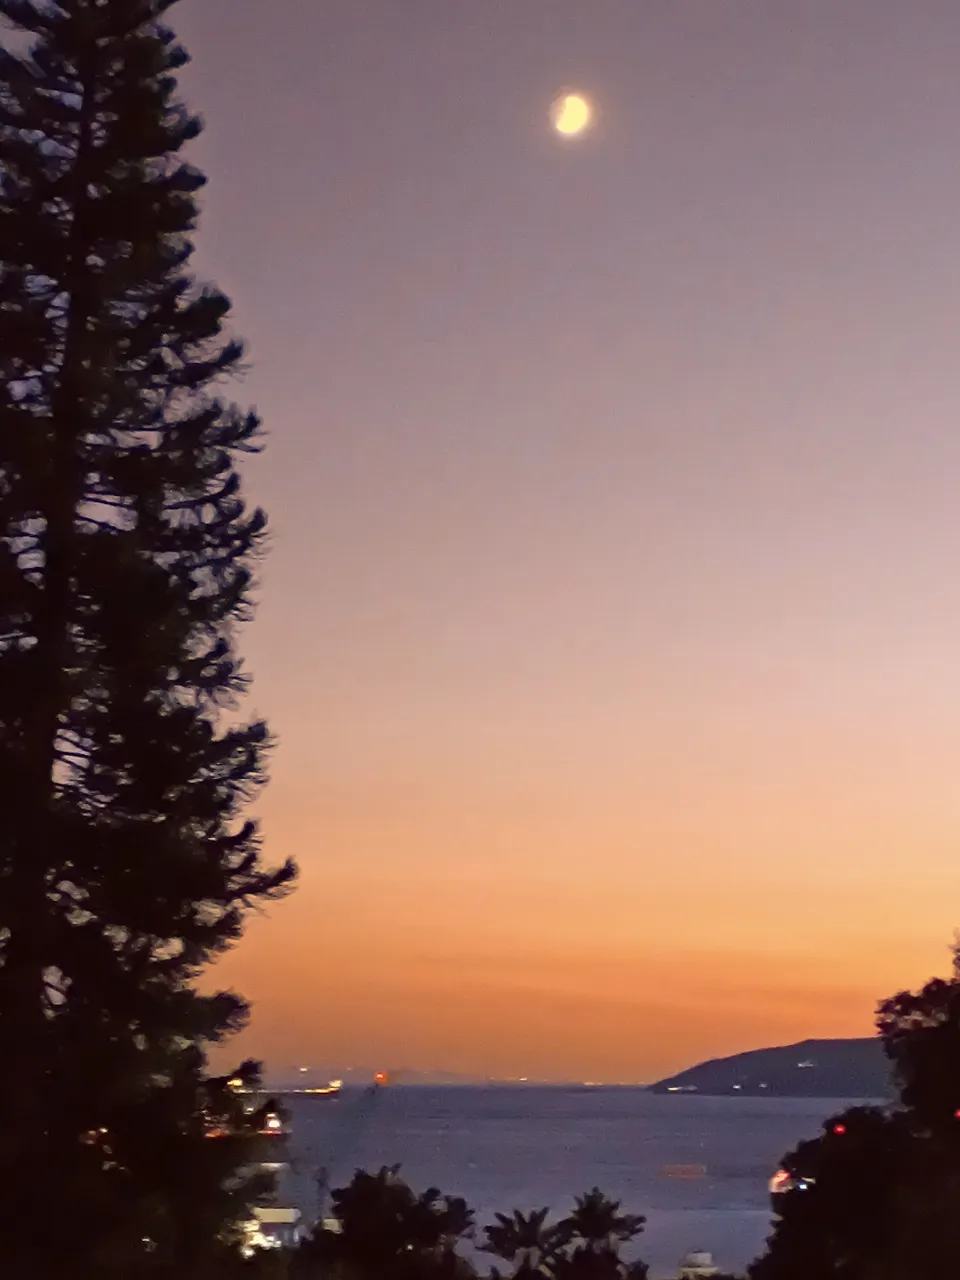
[{"xmin": 648, "ymin": 1038, "xmax": 892, "ymax": 1098}]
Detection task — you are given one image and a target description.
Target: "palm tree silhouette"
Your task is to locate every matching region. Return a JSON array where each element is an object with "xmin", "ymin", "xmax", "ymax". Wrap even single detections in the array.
[
  {"xmin": 483, "ymin": 1207, "xmax": 562, "ymax": 1275},
  {"xmin": 562, "ymin": 1189, "xmax": 646, "ymax": 1252}
]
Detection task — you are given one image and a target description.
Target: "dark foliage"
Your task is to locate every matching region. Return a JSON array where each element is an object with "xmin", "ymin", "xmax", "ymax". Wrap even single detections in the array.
[
  {"xmin": 0, "ymin": 0, "xmax": 295, "ymax": 1275},
  {"xmin": 290, "ymin": 1172, "xmax": 650, "ymax": 1280},
  {"xmin": 482, "ymin": 1188, "xmax": 647, "ymax": 1280},
  {"xmin": 292, "ymin": 1166, "xmax": 476, "ymax": 1280},
  {"xmin": 751, "ymin": 946, "xmax": 960, "ymax": 1279},
  {"xmin": 749, "ymin": 1108, "xmax": 914, "ymax": 1280},
  {"xmin": 877, "ymin": 952, "xmax": 960, "ymax": 1135}
]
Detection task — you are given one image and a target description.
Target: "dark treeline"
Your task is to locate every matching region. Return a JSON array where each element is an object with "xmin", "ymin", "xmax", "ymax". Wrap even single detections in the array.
[
  {"xmin": 3, "ymin": 2, "xmax": 960, "ymax": 1279},
  {"xmin": 747, "ymin": 948, "xmax": 960, "ymax": 1280},
  {"xmin": 282, "ymin": 1174, "xmax": 669, "ymax": 1280},
  {"xmin": 241, "ymin": 1171, "xmax": 745, "ymax": 1280}
]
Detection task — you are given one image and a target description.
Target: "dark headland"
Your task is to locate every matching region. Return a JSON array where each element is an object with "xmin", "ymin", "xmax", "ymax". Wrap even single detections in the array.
[{"xmin": 648, "ymin": 1037, "xmax": 892, "ymax": 1098}]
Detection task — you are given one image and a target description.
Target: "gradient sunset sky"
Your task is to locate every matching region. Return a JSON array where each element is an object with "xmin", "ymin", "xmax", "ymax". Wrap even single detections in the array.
[{"xmin": 177, "ymin": 0, "xmax": 960, "ymax": 1082}]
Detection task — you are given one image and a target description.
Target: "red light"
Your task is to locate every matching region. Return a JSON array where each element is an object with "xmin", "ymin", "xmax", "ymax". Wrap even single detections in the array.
[
  {"xmin": 954, "ymin": 1109, "xmax": 960, "ymax": 1120},
  {"xmin": 832, "ymin": 1123, "xmax": 846, "ymax": 1135}
]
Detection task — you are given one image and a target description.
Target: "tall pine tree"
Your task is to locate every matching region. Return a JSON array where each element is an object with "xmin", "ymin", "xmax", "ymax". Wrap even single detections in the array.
[{"xmin": 0, "ymin": 0, "xmax": 296, "ymax": 1274}]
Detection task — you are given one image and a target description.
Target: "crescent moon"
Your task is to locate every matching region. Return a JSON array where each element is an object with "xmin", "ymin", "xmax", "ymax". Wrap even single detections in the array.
[{"xmin": 551, "ymin": 93, "xmax": 593, "ymax": 137}]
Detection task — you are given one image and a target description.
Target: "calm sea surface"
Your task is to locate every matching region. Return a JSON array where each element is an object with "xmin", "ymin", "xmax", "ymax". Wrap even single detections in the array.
[{"xmin": 276, "ymin": 1087, "xmax": 871, "ymax": 1277}]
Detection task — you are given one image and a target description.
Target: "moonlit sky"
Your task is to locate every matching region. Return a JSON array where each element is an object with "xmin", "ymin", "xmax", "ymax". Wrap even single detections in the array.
[{"xmin": 176, "ymin": 0, "xmax": 960, "ymax": 1081}]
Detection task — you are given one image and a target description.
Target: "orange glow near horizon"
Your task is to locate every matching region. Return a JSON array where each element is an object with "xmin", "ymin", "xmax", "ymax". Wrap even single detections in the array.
[
  {"xmin": 206, "ymin": 703, "xmax": 960, "ymax": 1080},
  {"xmin": 203, "ymin": 501, "xmax": 960, "ymax": 1080}
]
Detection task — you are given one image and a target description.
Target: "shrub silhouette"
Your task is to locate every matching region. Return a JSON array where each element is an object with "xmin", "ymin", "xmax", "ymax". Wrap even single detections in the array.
[
  {"xmin": 752, "ymin": 946, "xmax": 960, "ymax": 1279},
  {"xmin": 292, "ymin": 1172, "xmax": 652, "ymax": 1280}
]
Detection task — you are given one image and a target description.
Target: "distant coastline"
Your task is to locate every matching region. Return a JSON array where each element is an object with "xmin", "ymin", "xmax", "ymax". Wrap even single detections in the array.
[
  {"xmin": 647, "ymin": 1037, "xmax": 891, "ymax": 1098},
  {"xmin": 266, "ymin": 1038, "xmax": 893, "ymax": 1096}
]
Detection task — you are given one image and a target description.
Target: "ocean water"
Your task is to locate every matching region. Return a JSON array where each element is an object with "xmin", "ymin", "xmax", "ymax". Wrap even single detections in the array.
[{"xmin": 275, "ymin": 1087, "xmax": 866, "ymax": 1277}]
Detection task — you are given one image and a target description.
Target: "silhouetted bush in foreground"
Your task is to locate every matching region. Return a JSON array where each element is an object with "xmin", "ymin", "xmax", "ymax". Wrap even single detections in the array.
[
  {"xmin": 751, "ymin": 945, "xmax": 960, "ymax": 1280},
  {"xmin": 284, "ymin": 1169, "xmax": 659, "ymax": 1280}
]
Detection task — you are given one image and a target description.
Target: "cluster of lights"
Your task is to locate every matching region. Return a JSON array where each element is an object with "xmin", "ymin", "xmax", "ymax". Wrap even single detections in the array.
[
  {"xmin": 206, "ymin": 1110, "xmax": 285, "ymax": 1138},
  {"xmin": 769, "ymin": 1167, "xmax": 814, "ymax": 1194},
  {"xmin": 80, "ymin": 1126, "xmax": 110, "ymax": 1146},
  {"xmin": 78, "ymin": 1125, "xmax": 119, "ymax": 1171},
  {"xmin": 769, "ymin": 1121, "xmax": 850, "ymax": 1196}
]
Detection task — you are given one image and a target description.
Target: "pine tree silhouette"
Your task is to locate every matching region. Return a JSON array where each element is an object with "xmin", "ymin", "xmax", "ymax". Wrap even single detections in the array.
[{"xmin": 0, "ymin": 1, "xmax": 295, "ymax": 1274}]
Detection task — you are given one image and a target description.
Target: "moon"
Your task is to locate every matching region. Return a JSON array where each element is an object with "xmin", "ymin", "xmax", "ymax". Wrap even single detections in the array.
[{"xmin": 551, "ymin": 92, "xmax": 593, "ymax": 138}]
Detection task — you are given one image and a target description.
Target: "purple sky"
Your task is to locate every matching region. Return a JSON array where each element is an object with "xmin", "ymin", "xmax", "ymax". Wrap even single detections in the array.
[{"xmin": 176, "ymin": 1, "xmax": 960, "ymax": 1079}]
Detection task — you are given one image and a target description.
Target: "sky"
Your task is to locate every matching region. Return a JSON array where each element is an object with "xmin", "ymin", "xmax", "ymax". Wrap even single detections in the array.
[{"xmin": 174, "ymin": 0, "xmax": 960, "ymax": 1082}]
